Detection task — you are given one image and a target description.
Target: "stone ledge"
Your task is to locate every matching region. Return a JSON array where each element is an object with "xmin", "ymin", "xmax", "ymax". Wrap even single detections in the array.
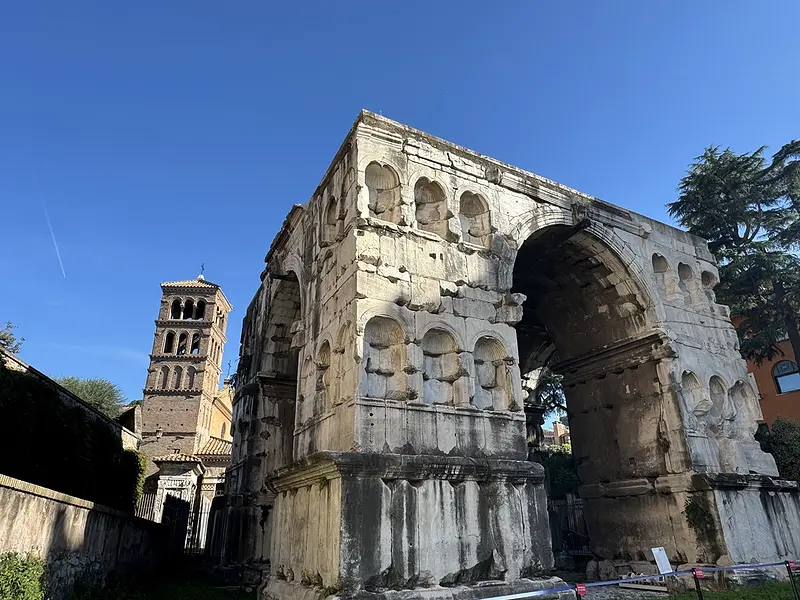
[
  {"xmin": 357, "ymin": 397, "xmax": 525, "ymax": 421},
  {"xmin": 0, "ymin": 473, "xmax": 158, "ymax": 526},
  {"xmin": 579, "ymin": 472, "xmax": 800, "ymax": 499},
  {"xmin": 266, "ymin": 452, "xmax": 545, "ymax": 492},
  {"xmin": 554, "ymin": 330, "xmax": 675, "ymax": 385}
]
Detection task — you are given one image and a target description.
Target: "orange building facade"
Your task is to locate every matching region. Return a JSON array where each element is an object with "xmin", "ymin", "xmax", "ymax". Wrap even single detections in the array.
[{"xmin": 745, "ymin": 338, "xmax": 800, "ymax": 425}]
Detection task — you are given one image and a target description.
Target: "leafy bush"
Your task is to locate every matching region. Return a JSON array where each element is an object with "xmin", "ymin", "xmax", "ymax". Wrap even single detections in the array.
[
  {"xmin": 0, "ymin": 553, "xmax": 45, "ymax": 600},
  {"xmin": 121, "ymin": 451, "xmax": 148, "ymax": 512},
  {"xmin": 0, "ymin": 361, "xmax": 142, "ymax": 511},
  {"xmin": 536, "ymin": 445, "xmax": 580, "ymax": 499},
  {"xmin": 756, "ymin": 417, "xmax": 800, "ymax": 482}
]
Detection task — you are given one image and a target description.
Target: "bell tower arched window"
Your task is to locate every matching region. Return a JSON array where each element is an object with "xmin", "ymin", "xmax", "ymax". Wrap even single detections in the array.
[
  {"xmin": 163, "ymin": 332, "xmax": 175, "ymax": 354},
  {"xmin": 159, "ymin": 366, "xmax": 170, "ymax": 389},
  {"xmin": 173, "ymin": 366, "xmax": 183, "ymax": 389},
  {"xmin": 191, "ymin": 333, "xmax": 201, "ymax": 355},
  {"xmin": 177, "ymin": 333, "xmax": 188, "ymax": 355},
  {"xmin": 183, "ymin": 299, "xmax": 194, "ymax": 320}
]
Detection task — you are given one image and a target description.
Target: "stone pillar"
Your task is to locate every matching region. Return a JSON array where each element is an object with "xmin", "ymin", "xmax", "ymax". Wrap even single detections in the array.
[{"xmin": 265, "ymin": 453, "xmax": 564, "ymax": 600}]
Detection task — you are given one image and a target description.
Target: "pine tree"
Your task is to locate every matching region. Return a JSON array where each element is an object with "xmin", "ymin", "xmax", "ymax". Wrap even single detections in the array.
[{"xmin": 668, "ymin": 142, "xmax": 800, "ymax": 363}]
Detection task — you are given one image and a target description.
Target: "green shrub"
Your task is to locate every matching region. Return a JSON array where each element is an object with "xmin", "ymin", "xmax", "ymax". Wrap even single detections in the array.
[
  {"xmin": 757, "ymin": 417, "xmax": 800, "ymax": 482},
  {"xmin": 536, "ymin": 445, "xmax": 580, "ymax": 500},
  {"xmin": 120, "ymin": 451, "xmax": 148, "ymax": 512},
  {"xmin": 0, "ymin": 553, "xmax": 45, "ymax": 600}
]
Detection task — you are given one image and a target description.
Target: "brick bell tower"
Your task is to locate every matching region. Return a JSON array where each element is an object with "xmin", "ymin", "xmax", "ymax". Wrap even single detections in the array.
[{"xmin": 140, "ymin": 273, "xmax": 232, "ymax": 466}]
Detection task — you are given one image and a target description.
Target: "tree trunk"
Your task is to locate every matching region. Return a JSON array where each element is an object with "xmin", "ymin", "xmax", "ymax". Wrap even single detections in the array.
[
  {"xmin": 784, "ymin": 312, "xmax": 800, "ymax": 364},
  {"xmin": 776, "ymin": 281, "xmax": 800, "ymax": 362}
]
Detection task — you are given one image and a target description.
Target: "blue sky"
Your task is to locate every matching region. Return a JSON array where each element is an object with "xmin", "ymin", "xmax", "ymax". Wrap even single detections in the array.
[{"xmin": 2, "ymin": 1, "xmax": 799, "ymax": 404}]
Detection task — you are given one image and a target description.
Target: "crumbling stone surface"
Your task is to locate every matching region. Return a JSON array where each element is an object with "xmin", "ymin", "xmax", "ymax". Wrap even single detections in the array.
[{"xmin": 222, "ymin": 111, "xmax": 794, "ymax": 599}]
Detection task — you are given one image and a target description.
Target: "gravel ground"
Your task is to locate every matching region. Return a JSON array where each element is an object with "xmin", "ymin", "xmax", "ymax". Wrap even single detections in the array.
[{"xmin": 582, "ymin": 585, "xmax": 667, "ymax": 599}]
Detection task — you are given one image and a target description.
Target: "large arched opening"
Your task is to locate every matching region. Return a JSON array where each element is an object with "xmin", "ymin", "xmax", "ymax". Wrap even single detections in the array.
[
  {"xmin": 512, "ymin": 223, "xmax": 687, "ymax": 563},
  {"xmin": 260, "ymin": 272, "xmax": 303, "ymax": 469}
]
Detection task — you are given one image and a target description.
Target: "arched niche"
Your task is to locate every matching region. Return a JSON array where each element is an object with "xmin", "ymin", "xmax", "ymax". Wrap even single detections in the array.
[
  {"xmin": 315, "ymin": 340, "xmax": 331, "ymax": 414},
  {"xmin": 678, "ymin": 262, "xmax": 701, "ymax": 307},
  {"xmin": 365, "ymin": 162, "xmax": 402, "ymax": 224},
  {"xmin": 473, "ymin": 336, "xmax": 512, "ymax": 410},
  {"xmin": 652, "ymin": 253, "xmax": 669, "ymax": 273},
  {"xmin": 334, "ymin": 321, "xmax": 356, "ymax": 406},
  {"xmin": 680, "ymin": 371, "xmax": 708, "ymax": 433},
  {"xmin": 414, "ymin": 178, "xmax": 451, "ymax": 240},
  {"xmin": 708, "ymin": 375, "xmax": 729, "ymax": 436},
  {"xmin": 459, "ymin": 192, "xmax": 492, "ymax": 248},
  {"xmin": 421, "ymin": 328, "xmax": 464, "ymax": 405},
  {"xmin": 729, "ymin": 379, "xmax": 759, "ymax": 438},
  {"xmin": 323, "ymin": 196, "xmax": 342, "ymax": 245},
  {"xmin": 360, "ymin": 316, "xmax": 409, "ymax": 401}
]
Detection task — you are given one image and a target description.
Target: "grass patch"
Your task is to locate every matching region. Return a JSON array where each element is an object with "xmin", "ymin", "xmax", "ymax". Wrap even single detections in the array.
[{"xmin": 667, "ymin": 582, "xmax": 795, "ymax": 599}]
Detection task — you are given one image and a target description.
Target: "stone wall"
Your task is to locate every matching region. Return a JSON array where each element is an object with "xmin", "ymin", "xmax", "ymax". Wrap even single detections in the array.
[
  {"xmin": 0, "ymin": 350, "xmax": 143, "ymax": 512},
  {"xmin": 0, "ymin": 473, "xmax": 164, "ymax": 600}
]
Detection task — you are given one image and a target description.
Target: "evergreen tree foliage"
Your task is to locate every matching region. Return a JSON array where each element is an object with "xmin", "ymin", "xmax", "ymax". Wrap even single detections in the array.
[{"xmin": 668, "ymin": 142, "xmax": 800, "ymax": 363}]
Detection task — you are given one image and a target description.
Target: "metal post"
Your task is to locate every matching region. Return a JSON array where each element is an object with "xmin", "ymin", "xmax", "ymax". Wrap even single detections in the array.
[
  {"xmin": 692, "ymin": 568, "xmax": 704, "ymax": 600},
  {"xmin": 787, "ymin": 561, "xmax": 800, "ymax": 600}
]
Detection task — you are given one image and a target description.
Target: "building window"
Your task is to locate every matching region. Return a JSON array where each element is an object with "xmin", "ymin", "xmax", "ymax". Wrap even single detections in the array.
[
  {"xmin": 191, "ymin": 333, "xmax": 200, "ymax": 355},
  {"xmin": 159, "ymin": 366, "xmax": 170, "ymax": 389},
  {"xmin": 221, "ymin": 423, "xmax": 226, "ymax": 438},
  {"xmin": 183, "ymin": 298, "xmax": 194, "ymax": 320},
  {"xmin": 177, "ymin": 333, "xmax": 188, "ymax": 355},
  {"xmin": 195, "ymin": 300, "xmax": 206, "ymax": 320},
  {"xmin": 173, "ymin": 366, "xmax": 183, "ymax": 389},
  {"xmin": 163, "ymin": 332, "xmax": 175, "ymax": 353},
  {"xmin": 170, "ymin": 299, "xmax": 182, "ymax": 319},
  {"xmin": 774, "ymin": 360, "xmax": 800, "ymax": 394}
]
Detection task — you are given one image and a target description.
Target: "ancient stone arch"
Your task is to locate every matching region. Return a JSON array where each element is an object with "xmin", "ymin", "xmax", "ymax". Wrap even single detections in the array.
[{"xmin": 225, "ymin": 112, "xmax": 792, "ymax": 600}]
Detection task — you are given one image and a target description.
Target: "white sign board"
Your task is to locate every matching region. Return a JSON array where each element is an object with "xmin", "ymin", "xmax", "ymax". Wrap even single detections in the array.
[{"xmin": 652, "ymin": 547, "xmax": 673, "ymax": 574}]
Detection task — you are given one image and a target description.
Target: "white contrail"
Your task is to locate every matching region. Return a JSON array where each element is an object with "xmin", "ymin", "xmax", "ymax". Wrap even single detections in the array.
[{"xmin": 35, "ymin": 176, "xmax": 67, "ymax": 279}]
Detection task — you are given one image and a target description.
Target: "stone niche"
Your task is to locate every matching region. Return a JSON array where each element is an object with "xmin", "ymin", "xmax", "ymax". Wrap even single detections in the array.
[{"xmin": 224, "ymin": 111, "xmax": 796, "ymax": 600}]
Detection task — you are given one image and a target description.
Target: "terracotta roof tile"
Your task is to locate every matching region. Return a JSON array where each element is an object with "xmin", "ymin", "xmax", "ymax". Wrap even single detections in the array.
[
  {"xmin": 152, "ymin": 453, "xmax": 202, "ymax": 463},
  {"xmin": 161, "ymin": 277, "xmax": 220, "ymax": 289},
  {"xmin": 198, "ymin": 437, "xmax": 232, "ymax": 457}
]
